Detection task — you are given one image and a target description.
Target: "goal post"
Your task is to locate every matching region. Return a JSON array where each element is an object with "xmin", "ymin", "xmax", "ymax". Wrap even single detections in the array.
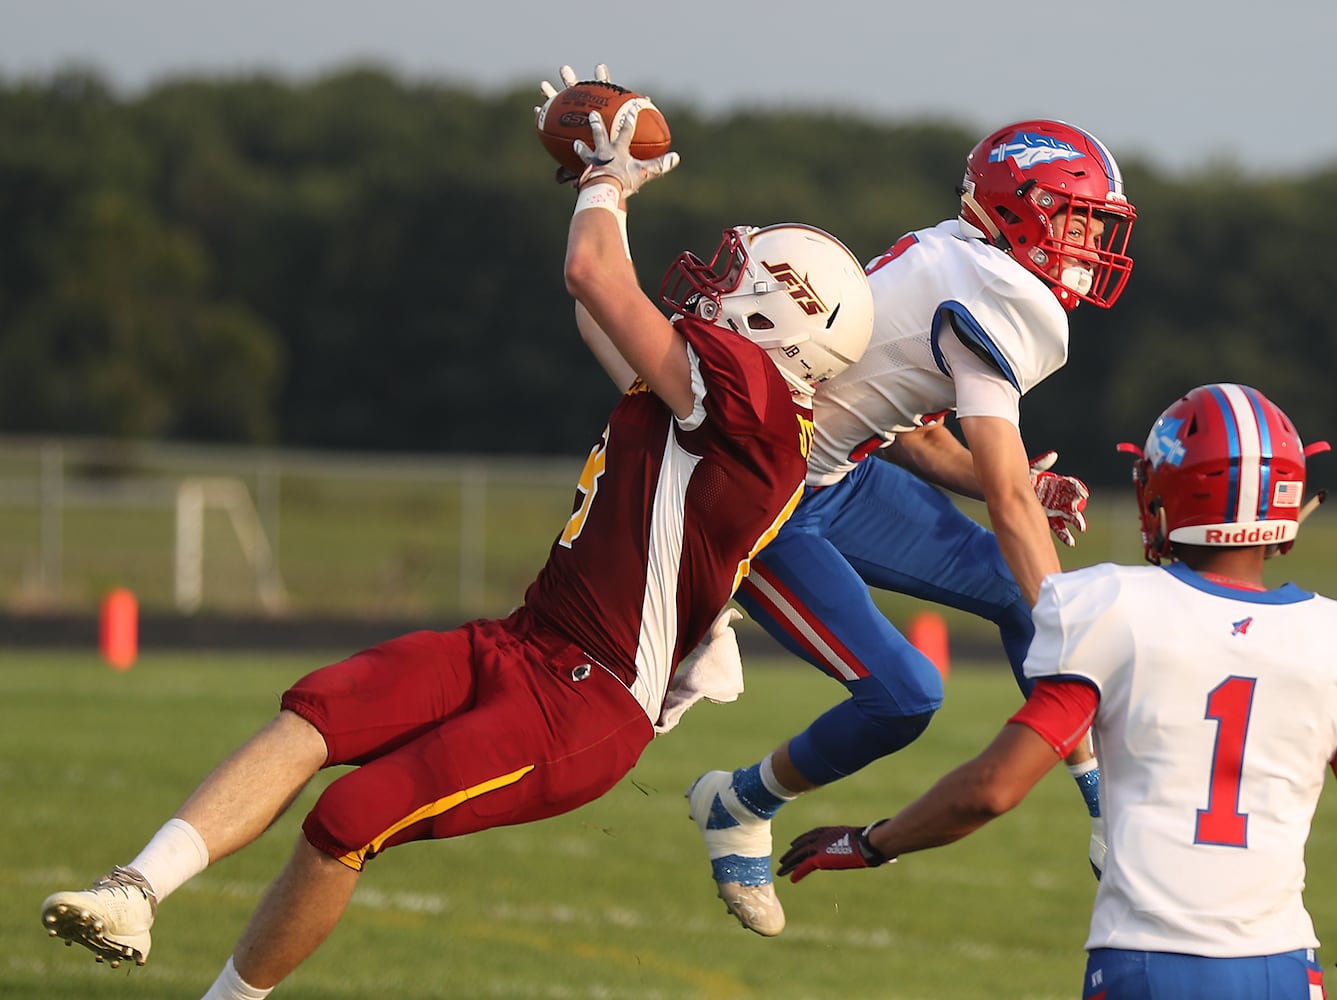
[{"xmin": 175, "ymin": 477, "xmax": 288, "ymax": 614}]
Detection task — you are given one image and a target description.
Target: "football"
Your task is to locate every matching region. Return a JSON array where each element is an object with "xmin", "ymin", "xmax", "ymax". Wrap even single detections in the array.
[{"xmin": 535, "ymin": 81, "xmax": 672, "ymax": 176}]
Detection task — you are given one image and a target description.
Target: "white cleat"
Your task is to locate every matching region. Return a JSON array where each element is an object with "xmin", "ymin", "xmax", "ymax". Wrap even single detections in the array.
[
  {"xmin": 41, "ymin": 865, "xmax": 157, "ymax": 968},
  {"xmin": 686, "ymin": 770, "xmax": 785, "ymax": 937}
]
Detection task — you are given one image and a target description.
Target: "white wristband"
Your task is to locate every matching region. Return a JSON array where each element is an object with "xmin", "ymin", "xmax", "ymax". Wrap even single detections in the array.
[
  {"xmin": 573, "ymin": 183, "xmax": 631, "ymax": 259},
  {"xmin": 573, "ymin": 182, "xmax": 622, "ymax": 215}
]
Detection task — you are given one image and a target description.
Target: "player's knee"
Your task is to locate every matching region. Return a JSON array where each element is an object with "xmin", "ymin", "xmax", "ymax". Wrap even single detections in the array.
[
  {"xmin": 855, "ymin": 656, "xmax": 944, "ymax": 721},
  {"xmin": 993, "ymin": 593, "xmax": 1033, "ymax": 634},
  {"xmin": 302, "ymin": 778, "xmax": 375, "ymax": 868},
  {"xmin": 866, "ymin": 708, "xmax": 936, "ymax": 755},
  {"xmin": 794, "ymin": 706, "xmax": 938, "ymax": 781}
]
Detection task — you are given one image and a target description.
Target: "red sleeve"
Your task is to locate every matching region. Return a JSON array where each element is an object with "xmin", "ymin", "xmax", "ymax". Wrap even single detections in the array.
[{"xmin": 1008, "ymin": 678, "xmax": 1099, "ymax": 757}]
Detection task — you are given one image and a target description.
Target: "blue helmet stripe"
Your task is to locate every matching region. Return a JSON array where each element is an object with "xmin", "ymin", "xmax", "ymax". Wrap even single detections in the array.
[{"xmin": 1071, "ymin": 125, "xmax": 1121, "ymax": 190}]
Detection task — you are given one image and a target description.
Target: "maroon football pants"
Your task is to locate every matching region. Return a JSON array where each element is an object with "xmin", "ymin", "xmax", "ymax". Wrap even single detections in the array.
[{"xmin": 281, "ymin": 607, "xmax": 654, "ymax": 870}]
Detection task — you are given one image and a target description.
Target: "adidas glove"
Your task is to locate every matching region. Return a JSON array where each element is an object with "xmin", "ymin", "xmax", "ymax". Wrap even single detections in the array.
[{"xmin": 777, "ymin": 822, "xmax": 893, "ymax": 883}]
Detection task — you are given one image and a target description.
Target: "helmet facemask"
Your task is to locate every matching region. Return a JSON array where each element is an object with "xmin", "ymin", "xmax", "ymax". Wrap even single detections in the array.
[
  {"xmin": 661, "ymin": 227, "xmax": 806, "ymax": 348},
  {"xmin": 661, "ymin": 225, "xmax": 874, "ymax": 395},
  {"xmin": 1026, "ymin": 189, "xmax": 1135, "ymax": 310}
]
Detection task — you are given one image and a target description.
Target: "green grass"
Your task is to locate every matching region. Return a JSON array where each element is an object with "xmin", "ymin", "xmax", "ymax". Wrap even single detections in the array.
[{"xmin": 8, "ymin": 651, "xmax": 1337, "ymax": 999}]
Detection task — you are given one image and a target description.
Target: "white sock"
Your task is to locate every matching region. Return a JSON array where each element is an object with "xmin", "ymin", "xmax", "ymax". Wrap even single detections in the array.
[
  {"xmin": 760, "ymin": 754, "xmax": 801, "ymax": 800},
  {"xmin": 127, "ymin": 817, "xmax": 210, "ymax": 901},
  {"xmin": 1065, "ymin": 757, "xmax": 1099, "ymax": 779},
  {"xmin": 201, "ymin": 956, "xmax": 273, "ymax": 1000}
]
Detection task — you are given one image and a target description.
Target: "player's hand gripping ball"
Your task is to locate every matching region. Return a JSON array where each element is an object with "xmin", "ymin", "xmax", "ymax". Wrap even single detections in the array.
[{"xmin": 535, "ymin": 64, "xmax": 672, "ymax": 179}]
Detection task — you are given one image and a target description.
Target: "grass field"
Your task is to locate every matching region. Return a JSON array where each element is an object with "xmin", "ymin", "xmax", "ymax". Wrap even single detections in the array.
[{"xmin": 7, "ymin": 651, "xmax": 1337, "ymax": 999}]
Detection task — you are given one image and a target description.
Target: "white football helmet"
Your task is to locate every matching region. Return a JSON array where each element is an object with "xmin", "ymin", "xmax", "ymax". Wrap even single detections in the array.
[{"xmin": 660, "ymin": 224, "xmax": 874, "ymax": 395}]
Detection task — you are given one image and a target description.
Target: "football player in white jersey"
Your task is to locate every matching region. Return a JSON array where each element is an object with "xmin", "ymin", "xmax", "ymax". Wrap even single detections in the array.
[
  {"xmin": 685, "ymin": 120, "xmax": 1136, "ymax": 935},
  {"xmin": 778, "ymin": 383, "xmax": 1333, "ymax": 1000}
]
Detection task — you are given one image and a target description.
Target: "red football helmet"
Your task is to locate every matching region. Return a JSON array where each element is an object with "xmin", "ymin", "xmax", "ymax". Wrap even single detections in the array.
[
  {"xmin": 1118, "ymin": 384, "xmax": 1329, "ymax": 564},
  {"xmin": 958, "ymin": 120, "xmax": 1135, "ymax": 311}
]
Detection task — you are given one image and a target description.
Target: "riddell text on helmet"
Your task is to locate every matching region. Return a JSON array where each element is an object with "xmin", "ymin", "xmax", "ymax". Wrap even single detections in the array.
[{"xmin": 1203, "ymin": 525, "xmax": 1289, "ymax": 544}]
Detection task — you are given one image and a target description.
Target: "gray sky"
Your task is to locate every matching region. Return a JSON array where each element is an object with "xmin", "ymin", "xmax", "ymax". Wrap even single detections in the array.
[{"xmin": 3, "ymin": 0, "xmax": 1335, "ymax": 177}]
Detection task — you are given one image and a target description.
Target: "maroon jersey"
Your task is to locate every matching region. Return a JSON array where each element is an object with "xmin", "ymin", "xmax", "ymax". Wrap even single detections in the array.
[{"xmin": 525, "ymin": 316, "xmax": 812, "ymax": 718}]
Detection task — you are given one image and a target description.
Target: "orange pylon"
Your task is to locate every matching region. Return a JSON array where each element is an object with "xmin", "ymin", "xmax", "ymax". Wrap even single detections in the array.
[
  {"xmin": 99, "ymin": 587, "xmax": 138, "ymax": 670},
  {"xmin": 907, "ymin": 611, "xmax": 949, "ymax": 679}
]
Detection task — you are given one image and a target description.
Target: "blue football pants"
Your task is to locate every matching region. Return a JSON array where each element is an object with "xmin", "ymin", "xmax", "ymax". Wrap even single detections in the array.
[
  {"xmin": 1082, "ymin": 947, "xmax": 1325, "ymax": 999},
  {"xmin": 734, "ymin": 457, "xmax": 1034, "ymax": 785}
]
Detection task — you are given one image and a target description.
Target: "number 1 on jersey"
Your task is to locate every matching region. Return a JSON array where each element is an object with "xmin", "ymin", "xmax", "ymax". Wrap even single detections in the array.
[{"xmin": 1195, "ymin": 675, "xmax": 1256, "ymax": 848}]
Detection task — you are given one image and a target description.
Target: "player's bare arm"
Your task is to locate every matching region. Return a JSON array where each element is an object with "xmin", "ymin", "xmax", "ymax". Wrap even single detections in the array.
[
  {"xmin": 536, "ymin": 63, "xmax": 673, "ymax": 399},
  {"xmin": 776, "ymin": 722, "xmax": 1061, "ymax": 881},
  {"xmin": 562, "ymin": 97, "xmax": 688, "ymax": 416},
  {"xmin": 958, "ymin": 415, "xmax": 1059, "ymax": 607},
  {"xmin": 883, "ymin": 423, "xmax": 985, "ymax": 500},
  {"xmin": 866, "ymin": 723, "xmax": 1060, "ymax": 859},
  {"xmin": 574, "ymin": 301, "xmax": 637, "ymax": 393},
  {"xmin": 565, "ymin": 197, "xmax": 693, "ymax": 416}
]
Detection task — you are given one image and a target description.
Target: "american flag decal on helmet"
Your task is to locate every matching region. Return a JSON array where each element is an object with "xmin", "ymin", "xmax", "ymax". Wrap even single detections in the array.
[{"xmin": 1273, "ymin": 481, "xmax": 1303, "ymax": 507}]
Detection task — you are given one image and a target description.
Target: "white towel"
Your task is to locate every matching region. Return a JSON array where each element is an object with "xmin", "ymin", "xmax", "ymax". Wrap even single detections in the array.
[{"xmin": 654, "ymin": 607, "xmax": 745, "ymax": 734}]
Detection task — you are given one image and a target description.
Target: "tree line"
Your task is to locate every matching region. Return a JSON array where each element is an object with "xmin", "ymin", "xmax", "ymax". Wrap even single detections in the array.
[{"xmin": 2, "ymin": 67, "xmax": 1334, "ymax": 486}]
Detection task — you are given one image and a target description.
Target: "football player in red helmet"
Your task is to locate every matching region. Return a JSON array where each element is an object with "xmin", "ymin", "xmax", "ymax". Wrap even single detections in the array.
[
  {"xmin": 1122, "ymin": 383, "xmax": 1329, "ymax": 562},
  {"xmin": 683, "ymin": 119, "xmax": 1135, "ymax": 937},
  {"xmin": 779, "ymin": 384, "xmax": 1333, "ymax": 1000},
  {"xmin": 959, "ymin": 120, "xmax": 1135, "ymax": 311}
]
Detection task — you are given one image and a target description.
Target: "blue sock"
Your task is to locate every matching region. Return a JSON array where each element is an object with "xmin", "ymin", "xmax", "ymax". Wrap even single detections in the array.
[
  {"xmin": 1069, "ymin": 763, "xmax": 1101, "ymax": 818},
  {"xmin": 730, "ymin": 764, "xmax": 785, "ymax": 820}
]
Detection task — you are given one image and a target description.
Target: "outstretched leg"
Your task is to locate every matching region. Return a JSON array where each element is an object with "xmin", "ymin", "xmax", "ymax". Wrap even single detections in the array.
[
  {"xmin": 692, "ymin": 498, "xmax": 943, "ymax": 936},
  {"xmin": 689, "ymin": 461, "xmax": 1104, "ymax": 936},
  {"xmin": 814, "ymin": 461, "xmax": 1104, "ymax": 873},
  {"xmin": 177, "ymin": 709, "xmax": 330, "ymax": 862},
  {"xmin": 41, "ymin": 710, "xmax": 328, "ymax": 969}
]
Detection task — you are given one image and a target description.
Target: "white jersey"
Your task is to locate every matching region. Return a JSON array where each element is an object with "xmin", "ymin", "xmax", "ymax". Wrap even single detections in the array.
[
  {"xmin": 1025, "ymin": 561, "xmax": 1337, "ymax": 957},
  {"xmin": 807, "ymin": 219, "xmax": 1069, "ymax": 486}
]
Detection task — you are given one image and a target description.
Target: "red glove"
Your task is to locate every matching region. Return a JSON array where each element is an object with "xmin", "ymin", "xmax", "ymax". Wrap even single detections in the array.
[
  {"xmin": 1028, "ymin": 451, "xmax": 1089, "ymax": 548},
  {"xmin": 776, "ymin": 823, "xmax": 893, "ymax": 883}
]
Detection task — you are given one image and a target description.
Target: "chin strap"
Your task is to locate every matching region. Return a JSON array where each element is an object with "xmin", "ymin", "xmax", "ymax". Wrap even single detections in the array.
[
  {"xmin": 1275, "ymin": 488, "xmax": 1329, "ymax": 557},
  {"xmin": 958, "ymin": 193, "xmax": 1007, "ymax": 249},
  {"xmin": 1279, "ymin": 440, "xmax": 1334, "ymax": 555},
  {"xmin": 1299, "ymin": 489, "xmax": 1328, "ymax": 525}
]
